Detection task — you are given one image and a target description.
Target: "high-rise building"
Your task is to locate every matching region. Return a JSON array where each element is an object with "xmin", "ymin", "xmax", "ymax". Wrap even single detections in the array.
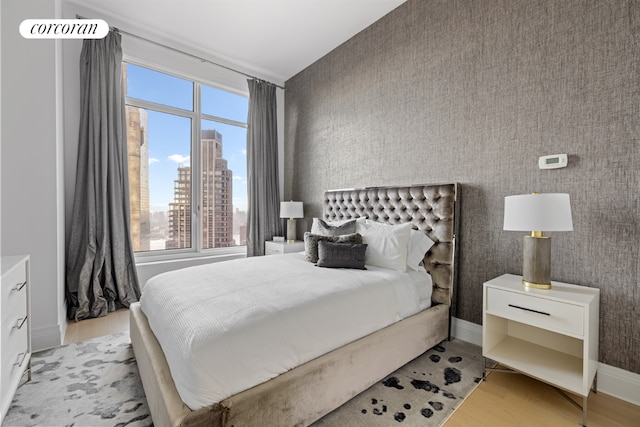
[
  {"xmin": 126, "ymin": 105, "xmax": 150, "ymax": 252},
  {"xmin": 166, "ymin": 166, "xmax": 191, "ymax": 249},
  {"xmin": 234, "ymin": 208, "xmax": 248, "ymax": 246},
  {"xmin": 167, "ymin": 129, "xmax": 234, "ymax": 249},
  {"xmin": 201, "ymin": 129, "xmax": 234, "ymax": 248}
]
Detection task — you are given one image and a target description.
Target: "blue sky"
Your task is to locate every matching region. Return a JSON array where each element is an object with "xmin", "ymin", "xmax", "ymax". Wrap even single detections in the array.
[{"xmin": 126, "ymin": 63, "xmax": 249, "ymax": 212}]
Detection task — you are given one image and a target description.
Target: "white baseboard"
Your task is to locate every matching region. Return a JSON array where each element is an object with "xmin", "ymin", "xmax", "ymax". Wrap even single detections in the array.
[
  {"xmin": 451, "ymin": 316, "xmax": 483, "ymax": 346},
  {"xmin": 451, "ymin": 317, "xmax": 640, "ymax": 406},
  {"xmin": 31, "ymin": 324, "xmax": 63, "ymax": 352},
  {"xmin": 597, "ymin": 362, "xmax": 640, "ymax": 406}
]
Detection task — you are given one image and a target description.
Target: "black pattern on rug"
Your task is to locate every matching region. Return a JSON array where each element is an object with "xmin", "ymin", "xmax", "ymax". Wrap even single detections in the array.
[
  {"xmin": 313, "ymin": 339, "xmax": 484, "ymax": 426},
  {"xmin": 3, "ymin": 332, "xmax": 151, "ymax": 427}
]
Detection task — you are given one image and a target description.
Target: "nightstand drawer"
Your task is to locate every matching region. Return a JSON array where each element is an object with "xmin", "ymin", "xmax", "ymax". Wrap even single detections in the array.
[
  {"xmin": 486, "ymin": 287, "xmax": 584, "ymax": 336},
  {"xmin": 265, "ymin": 241, "xmax": 305, "ymax": 255},
  {"xmin": 265, "ymin": 244, "xmax": 284, "ymax": 255}
]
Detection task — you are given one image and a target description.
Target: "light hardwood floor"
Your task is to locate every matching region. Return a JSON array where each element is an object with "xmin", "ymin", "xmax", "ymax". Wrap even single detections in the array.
[
  {"xmin": 444, "ymin": 370, "xmax": 640, "ymax": 427},
  {"xmin": 63, "ymin": 308, "xmax": 129, "ymax": 345},
  {"xmin": 65, "ymin": 311, "xmax": 640, "ymax": 426}
]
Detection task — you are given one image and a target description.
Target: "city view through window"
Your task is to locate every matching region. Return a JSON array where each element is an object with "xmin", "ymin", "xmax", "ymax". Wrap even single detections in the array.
[{"xmin": 124, "ymin": 63, "xmax": 248, "ymax": 253}]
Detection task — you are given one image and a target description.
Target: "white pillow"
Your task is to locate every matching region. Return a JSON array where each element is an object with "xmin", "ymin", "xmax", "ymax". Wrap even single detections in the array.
[
  {"xmin": 407, "ymin": 230, "xmax": 435, "ymax": 271},
  {"xmin": 355, "ymin": 220, "xmax": 412, "ymax": 272},
  {"xmin": 311, "ymin": 217, "xmax": 357, "ymax": 235}
]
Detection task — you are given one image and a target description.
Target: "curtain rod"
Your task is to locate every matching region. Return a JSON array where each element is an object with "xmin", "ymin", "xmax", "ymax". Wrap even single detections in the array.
[{"xmin": 76, "ymin": 14, "xmax": 285, "ymax": 90}]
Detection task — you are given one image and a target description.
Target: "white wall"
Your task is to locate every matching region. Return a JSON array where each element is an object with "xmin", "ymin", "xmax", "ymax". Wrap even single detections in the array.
[{"xmin": 1, "ymin": 0, "xmax": 66, "ymax": 350}]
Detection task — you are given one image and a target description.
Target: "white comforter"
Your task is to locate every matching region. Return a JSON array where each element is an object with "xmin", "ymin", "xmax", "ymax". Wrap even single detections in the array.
[{"xmin": 140, "ymin": 252, "xmax": 432, "ymax": 410}]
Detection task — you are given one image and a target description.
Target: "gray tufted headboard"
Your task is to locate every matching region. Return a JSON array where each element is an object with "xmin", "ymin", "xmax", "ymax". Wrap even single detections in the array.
[{"xmin": 323, "ymin": 183, "xmax": 459, "ymax": 307}]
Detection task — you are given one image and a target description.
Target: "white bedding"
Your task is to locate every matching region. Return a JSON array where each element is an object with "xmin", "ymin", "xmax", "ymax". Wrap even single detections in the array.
[{"xmin": 140, "ymin": 252, "xmax": 432, "ymax": 410}]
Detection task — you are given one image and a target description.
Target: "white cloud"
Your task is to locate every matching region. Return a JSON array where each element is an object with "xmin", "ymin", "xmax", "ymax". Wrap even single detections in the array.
[
  {"xmin": 233, "ymin": 175, "xmax": 244, "ymax": 180},
  {"xmin": 168, "ymin": 154, "xmax": 190, "ymax": 164},
  {"xmin": 149, "ymin": 158, "xmax": 159, "ymax": 164},
  {"xmin": 242, "ymin": 149, "xmax": 247, "ymax": 155}
]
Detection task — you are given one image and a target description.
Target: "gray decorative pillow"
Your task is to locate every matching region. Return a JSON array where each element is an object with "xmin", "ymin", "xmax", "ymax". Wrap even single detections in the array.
[
  {"xmin": 317, "ymin": 240, "xmax": 367, "ymax": 269},
  {"xmin": 304, "ymin": 232, "xmax": 363, "ymax": 263},
  {"xmin": 312, "ymin": 218, "xmax": 357, "ymax": 236}
]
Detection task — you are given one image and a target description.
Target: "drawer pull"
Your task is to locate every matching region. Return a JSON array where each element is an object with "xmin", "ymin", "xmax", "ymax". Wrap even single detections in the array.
[
  {"xmin": 13, "ymin": 281, "xmax": 27, "ymax": 292},
  {"xmin": 13, "ymin": 316, "xmax": 28, "ymax": 330},
  {"xmin": 14, "ymin": 352, "xmax": 27, "ymax": 367},
  {"xmin": 508, "ymin": 304, "xmax": 550, "ymax": 316}
]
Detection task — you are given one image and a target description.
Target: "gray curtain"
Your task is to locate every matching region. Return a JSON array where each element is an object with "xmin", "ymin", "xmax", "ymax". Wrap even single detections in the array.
[
  {"xmin": 246, "ymin": 79, "xmax": 282, "ymax": 256},
  {"xmin": 66, "ymin": 31, "xmax": 140, "ymax": 321}
]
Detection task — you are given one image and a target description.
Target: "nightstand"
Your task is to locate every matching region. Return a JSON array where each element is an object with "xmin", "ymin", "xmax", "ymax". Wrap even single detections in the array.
[
  {"xmin": 264, "ymin": 240, "xmax": 305, "ymax": 255},
  {"xmin": 482, "ymin": 274, "xmax": 599, "ymax": 426}
]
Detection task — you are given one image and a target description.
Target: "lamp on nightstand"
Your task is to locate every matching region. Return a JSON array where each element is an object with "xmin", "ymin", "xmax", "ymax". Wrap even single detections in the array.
[
  {"xmin": 503, "ymin": 193, "xmax": 573, "ymax": 289},
  {"xmin": 280, "ymin": 201, "xmax": 304, "ymax": 243}
]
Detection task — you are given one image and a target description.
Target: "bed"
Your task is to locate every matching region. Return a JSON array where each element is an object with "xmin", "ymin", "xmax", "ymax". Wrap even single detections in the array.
[{"xmin": 130, "ymin": 183, "xmax": 459, "ymax": 427}]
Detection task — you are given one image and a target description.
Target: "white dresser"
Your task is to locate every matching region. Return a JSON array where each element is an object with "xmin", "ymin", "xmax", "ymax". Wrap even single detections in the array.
[{"xmin": 1, "ymin": 255, "xmax": 31, "ymax": 423}]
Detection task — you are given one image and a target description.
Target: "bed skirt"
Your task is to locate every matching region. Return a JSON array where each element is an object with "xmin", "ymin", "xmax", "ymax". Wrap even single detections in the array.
[{"xmin": 130, "ymin": 302, "xmax": 450, "ymax": 427}]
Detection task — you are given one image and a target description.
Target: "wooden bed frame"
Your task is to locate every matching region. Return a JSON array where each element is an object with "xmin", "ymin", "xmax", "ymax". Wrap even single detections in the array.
[{"xmin": 130, "ymin": 183, "xmax": 459, "ymax": 427}]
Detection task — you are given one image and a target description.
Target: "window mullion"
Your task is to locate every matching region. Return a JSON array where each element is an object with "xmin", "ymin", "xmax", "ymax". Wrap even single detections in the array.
[
  {"xmin": 125, "ymin": 96, "xmax": 193, "ymax": 118},
  {"xmin": 201, "ymin": 113, "xmax": 247, "ymax": 129},
  {"xmin": 192, "ymin": 82, "xmax": 203, "ymax": 253}
]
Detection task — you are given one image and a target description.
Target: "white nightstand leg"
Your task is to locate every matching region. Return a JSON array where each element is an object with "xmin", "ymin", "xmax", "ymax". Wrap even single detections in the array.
[
  {"xmin": 552, "ymin": 387, "xmax": 589, "ymax": 426},
  {"xmin": 483, "ymin": 357, "xmax": 517, "ymax": 380}
]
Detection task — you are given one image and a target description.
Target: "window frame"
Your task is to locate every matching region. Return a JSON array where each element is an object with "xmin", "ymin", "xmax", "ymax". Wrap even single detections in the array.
[{"xmin": 123, "ymin": 58, "xmax": 248, "ymax": 262}]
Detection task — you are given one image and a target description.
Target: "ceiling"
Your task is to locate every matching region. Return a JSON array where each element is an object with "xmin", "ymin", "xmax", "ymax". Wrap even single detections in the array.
[{"xmin": 73, "ymin": 0, "xmax": 407, "ymax": 83}]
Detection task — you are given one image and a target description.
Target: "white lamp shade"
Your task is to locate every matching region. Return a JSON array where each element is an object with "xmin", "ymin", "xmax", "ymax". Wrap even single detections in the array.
[
  {"xmin": 503, "ymin": 193, "xmax": 573, "ymax": 232},
  {"xmin": 280, "ymin": 201, "xmax": 304, "ymax": 219}
]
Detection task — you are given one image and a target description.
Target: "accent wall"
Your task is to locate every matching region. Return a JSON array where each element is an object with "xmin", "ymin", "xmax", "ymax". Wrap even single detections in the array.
[{"xmin": 284, "ymin": 0, "xmax": 639, "ymax": 373}]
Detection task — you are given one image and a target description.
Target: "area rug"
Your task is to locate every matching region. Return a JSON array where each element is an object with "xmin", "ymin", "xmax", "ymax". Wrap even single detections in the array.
[
  {"xmin": 313, "ymin": 338, "xmax": 484, "ymax": 426},
  {"xmin": 3, "ymin": 332, "xmax": 151, "ymax": 427},
  {"xmin": 3, "ymin": 335, "xmax": 483, "ymax": 427}
]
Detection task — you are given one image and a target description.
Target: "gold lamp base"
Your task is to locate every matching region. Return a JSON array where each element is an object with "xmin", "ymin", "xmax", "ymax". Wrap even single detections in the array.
[{"xmin": 522, "ymin": 279, "xmax": 552, "ymax": 290}]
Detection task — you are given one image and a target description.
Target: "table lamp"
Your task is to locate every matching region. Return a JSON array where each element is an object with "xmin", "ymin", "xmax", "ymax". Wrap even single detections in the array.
[
  {"xmin": 503, "ymin": 193, "xmax": 573, "ymax": 289},
  {"xmin": 280, "ymin": 201, "xmax": 304, "ymax": 242}
]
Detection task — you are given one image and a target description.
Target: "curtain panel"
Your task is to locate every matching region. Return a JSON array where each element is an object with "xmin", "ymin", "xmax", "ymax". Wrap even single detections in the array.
[
  {"xmin": 246, "ymin": 79, "xmax": 282, "ymax": 256},
  {"xmin": 65, "ymin": 31, "xmax": 141, "ymax": 320}
]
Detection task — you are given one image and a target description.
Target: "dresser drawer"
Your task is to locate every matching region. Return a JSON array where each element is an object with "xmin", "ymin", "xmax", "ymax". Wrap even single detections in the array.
[
  {"xmin": 486, "ymin": 287, "xmax": 584, "ymax": 336},
  {"xmin": 0, "ymin": 331, "xmax": 29, "ymax": 412},
  {"xmin": 2, "ymin": 307, "xmax": 28, "ymax": 360},
  {"xmin": 1, "ymin": 264, "xmax": 27, "ymax": 317},
  {"xmin": 2, "ymin": 316, "xmax": 29, "ymax": 382}
]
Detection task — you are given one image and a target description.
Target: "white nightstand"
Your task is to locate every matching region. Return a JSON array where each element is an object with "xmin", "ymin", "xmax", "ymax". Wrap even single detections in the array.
[
  {"xmin": 264, "ymin": 240, "xmax": 305, "ymax": 255},
  {"xmin": 482, "ymin": 274, "xmax": 599, "ymax": 426}
]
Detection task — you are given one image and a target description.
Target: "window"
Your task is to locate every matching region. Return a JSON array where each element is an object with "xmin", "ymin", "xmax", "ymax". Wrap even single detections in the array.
[{"xmin": 124, "ymin": 62, "xmax": 249, "ymax": 254}]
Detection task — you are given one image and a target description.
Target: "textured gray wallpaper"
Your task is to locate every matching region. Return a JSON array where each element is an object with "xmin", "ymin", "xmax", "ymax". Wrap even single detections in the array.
[{"xmin": 284, "ymin": 0, "xmax": 639, "ymax": 373}]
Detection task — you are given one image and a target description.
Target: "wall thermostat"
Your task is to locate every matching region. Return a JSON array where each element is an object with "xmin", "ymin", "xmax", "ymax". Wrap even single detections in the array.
[{"xmin": 539, "ymin": 154, "xmax": 568, "ymax": 169}]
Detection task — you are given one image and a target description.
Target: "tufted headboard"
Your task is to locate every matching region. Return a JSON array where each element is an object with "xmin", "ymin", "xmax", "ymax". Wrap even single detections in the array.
[{"xmin": 323, "ymin": 183, "xmax": 459, "ymax": 307}]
